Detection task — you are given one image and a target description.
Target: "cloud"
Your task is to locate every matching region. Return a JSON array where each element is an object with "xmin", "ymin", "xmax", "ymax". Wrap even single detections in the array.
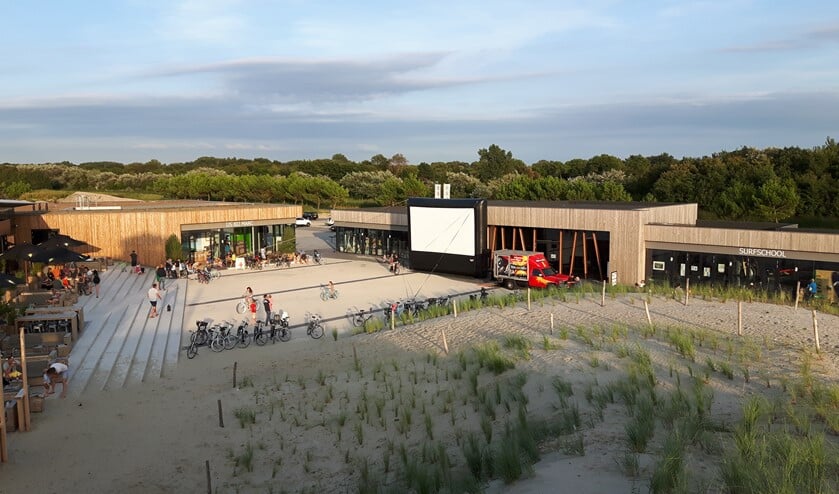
[
  {"xmin": 151, "ymin": 53, "xmax": 512, "ymax": 101},
  {"xmin": 158, "ymin": 0, "xmax": 248, "ymax": 44},
  {"xmin": 720, "ymin": 20, "xmax": 839, "ymax": 53},
  {"xmin": 0, "ymin": 89, "xmax": 836, "ymax": 164}
]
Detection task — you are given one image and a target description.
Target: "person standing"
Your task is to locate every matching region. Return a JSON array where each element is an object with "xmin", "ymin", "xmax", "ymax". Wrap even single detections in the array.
[
  {"xmin": 262, "ymin": 294, "xmax": 273, "ymax": 325},
  {"xmin": 248, "ymin": 296, "xmax": 258, "ymax": 325},
  {"xmin": 92, "ymin": 269, "xmax": 101, "ymax": 298},
  {"xmin": 155, "ymin": 264, "xmax": 166, "ymax": 290},
  {"xmin": 130, "ymin": 250, "xmax": 138, "ymax": 267},
  {"xmin": 148, "ymin": 282, "xmax": 162, "ymax": 318}
]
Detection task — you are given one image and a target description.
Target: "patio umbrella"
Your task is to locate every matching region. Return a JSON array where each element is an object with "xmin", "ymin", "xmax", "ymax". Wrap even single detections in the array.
[
  {"xmin": 0, "ymin": 273, "xmax": 24, "ymax": 287},
  {"xmin": 0, "ymin": 242, "xmax": 42, "ymax": 262},
  {"xmin": 0, "ymin": 242, "xmax": 42, "ymax": 276},
  {"xmin": 37, "ymin": 234, "xmax": 89, "ymax": 250},
  {"xmin": 29, "ymin": 246, "xmax": 90, "ymax": 264}
]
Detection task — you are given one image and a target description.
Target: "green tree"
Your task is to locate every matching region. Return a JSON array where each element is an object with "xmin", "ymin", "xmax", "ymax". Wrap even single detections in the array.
[
  {"xmin": 474, "ymin": 144, "xmax": 525, "ymax": 181},
  {"xmin": 753, "ymin": 178, "xmax": 799, "ymax": 222},
  {"xmin": 165, "ymin": 234, "xmax": 182, "ymax": 260},
  {"xmin": 3, "ymin": 181, "xmax": 31, "ymax": 198}
]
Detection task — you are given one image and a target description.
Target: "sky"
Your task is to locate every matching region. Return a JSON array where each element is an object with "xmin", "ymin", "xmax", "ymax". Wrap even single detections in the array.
[{"xmin": 1, "ymin": 0, "xmax": 838, "ymax": 166}]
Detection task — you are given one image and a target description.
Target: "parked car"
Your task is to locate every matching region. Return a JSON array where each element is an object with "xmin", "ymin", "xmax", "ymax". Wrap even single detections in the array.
[
  {"xmin": 303, "ymin": 211, "xmax": 319, "ymax": 220},
  {"xmin": 295, "ymin": 217, "xmax": 311, "ymax": 227},
  {"xmin": 325, "ymin": 217, "xmax": 334, "ymax": 226}
]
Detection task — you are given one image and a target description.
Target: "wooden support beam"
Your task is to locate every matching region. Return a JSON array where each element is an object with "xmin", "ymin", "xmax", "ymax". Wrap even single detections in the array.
[
  {"xmin": 582, "ymin": 231, "xmax": 589, "ymax": 279},
  {"xmin": 591, "ymin": 232, "xmax": 603, "ymax": 280},
  {"xmin": 559, "ymin": 230, "xmax": 564, "ymax": 273},
  {"xmin": 18, "ymin": 328, "xmax": 31, "ymax": 432},
  {"xmin": 518, "ymin": 228, "xmax": 526, "ymax": 252},
  {"xmin": 511, "ymin": 228, "xmax": 517, "ymax": 250},
  {"xmin": 568, "ymin": 231, "xmax": 578, "ymax": 277},
  {"xmin": 500, "ymin": 227, "xmax": 506, "ymax": 250},
  {"xmin": 532, "ymin": 229, "xmax": 537, "ymax": 253}
]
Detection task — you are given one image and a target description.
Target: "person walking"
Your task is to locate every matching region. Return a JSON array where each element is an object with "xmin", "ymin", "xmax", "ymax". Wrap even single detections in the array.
[
  {"xmin": 92, "ymin": 269, "xmax": 101, "ymax": 298},
  {"xmin": 262, "ymin": 294, "xmax": 273, "ymax": 325},
  {"xmin": 148, "ymin": 282, "xmax": 162, "ymax": 318}
]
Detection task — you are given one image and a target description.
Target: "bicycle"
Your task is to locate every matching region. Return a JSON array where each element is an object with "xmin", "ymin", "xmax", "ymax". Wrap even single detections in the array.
[
  {"xmin": 209, "ymin": 321, "xmax": 236, "ymax": 352},
  {"xmin": 320, "ymin": 284, "xmax": 339, "ymax": 301},
  {"xmin": 304, "ymin": 312, "xmax": 325, "ymax": 339},
  {"xmin": 383, "ymin": 301, "xmax": 406, "ymax": 325},
  {"xmin": 347, "ymin": 306, "xmax": 377, "ymax": 327},
  {"xmin": 235, "ymin": 296, "xmax": 254, "ymax": 315},
  {"xmin": 255, "ymin": 311, "xmax": 291, "ymax": 345},
  {"xmin": 186, "ymin": 320, "xmax": 211, "ymax": 359},
  {"xmin": 233, "ymin": 319, "xmax": 252, "ymax": 348}
]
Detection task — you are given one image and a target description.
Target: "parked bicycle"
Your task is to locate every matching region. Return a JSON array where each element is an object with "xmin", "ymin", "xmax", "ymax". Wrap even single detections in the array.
[
  {"xmin": 186, "ymin": 320, "xmax": 211, "ymax": 359},
  {"xmin": 210, "ymin": 321, "xmax": 236, "ymax": 352},
  {"xmin": 383, "ymin": 301, "xmax": 406, "ymax": 324},
  {"xmin": 347, "ymin": 306, "xmax": 377, "ymax": 327},
  {"xmin": 255, "ymin": 310, "xmax": 291, "ymax": 345},
  {"xmin": 320, "ymin": 284, "xmax": 339, "ymax": 301},
  {"xmin": 232, "ymin": 319, "xmax": 252, "ymax": 348},
  {"xmin": 305, "ymin": 312, "xmax": 325, "ymax": 339}
]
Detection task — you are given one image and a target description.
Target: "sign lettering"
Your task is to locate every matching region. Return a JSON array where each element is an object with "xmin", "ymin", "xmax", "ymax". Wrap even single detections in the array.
[{"xmin": 738, "ymin": 247, "xmax": 786, "ymax": 258}]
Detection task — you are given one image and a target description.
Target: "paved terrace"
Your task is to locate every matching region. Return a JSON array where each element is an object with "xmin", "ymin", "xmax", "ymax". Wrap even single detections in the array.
[{"xmin": 64, "ymin": 255, "xmax": 487, "ymax": 398}]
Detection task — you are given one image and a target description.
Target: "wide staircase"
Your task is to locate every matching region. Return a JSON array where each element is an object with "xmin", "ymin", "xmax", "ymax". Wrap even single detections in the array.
[{"xmin": 66, "ymin": 264, "xmax": 187, "ymax": 397}]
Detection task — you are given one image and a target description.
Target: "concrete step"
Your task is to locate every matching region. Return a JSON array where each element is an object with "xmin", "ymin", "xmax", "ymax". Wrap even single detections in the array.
[
  {"xmin": 130, "ymin": 284, "xmax": 180, "ymax": 385},
  {"xmin": 86, "ymin": 300, "xmax": 144, "ymax": 392}
]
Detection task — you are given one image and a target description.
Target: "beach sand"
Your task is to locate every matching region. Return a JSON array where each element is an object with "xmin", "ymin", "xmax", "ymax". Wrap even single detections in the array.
[{"xmin": 3, "ymin": 285, "xmax": 839, "ymax": 493}]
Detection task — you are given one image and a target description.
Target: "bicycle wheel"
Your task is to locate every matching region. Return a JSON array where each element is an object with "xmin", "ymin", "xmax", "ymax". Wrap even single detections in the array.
[
  {"xmin": 352, "ymin": 314, "xmax": 364, "ymax": 327},
  {"xmin": 320, "ymin": 289, "xmax": 328, "ymax": 301},
  {"xmin": 237, "ymin": 332, "xmax": 252, "ymax": 349},
  {"xmin": 186, "ymin": 342, "xmax": 198, "ymax": 359},
  {"xmin": 279, "ymin": 327, "xmax": 291, "ymax": 342},
  {"xmin": 224, "ymin": 333, "xmax": 237, "ymax": 350},
  {"xmin": 210, "ymin": 269, "xmax": 220, "ymax": 279},
  {"xmin": 235, "ymin": 301, "xmax": 246, "ymax": 314},
  {"xmin": 255, "ymin": 330, "xmax": 268, "ymax": 346},
  {"xmin": 194, "ymin": 330, "xmax": 208, "ymax": 347},
  {"xmin": 210, "ymin": 335, "xmax": 226, "ymax": 352},
  {"xmin": 309, "ymin": 322, "xmax": 324, "ymax": 339}
]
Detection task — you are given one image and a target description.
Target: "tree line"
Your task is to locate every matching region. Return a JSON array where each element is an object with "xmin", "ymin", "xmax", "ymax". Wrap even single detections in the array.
[{"xmin": 2, "ymin": 139, "xmax": 838, "ymax": 223}]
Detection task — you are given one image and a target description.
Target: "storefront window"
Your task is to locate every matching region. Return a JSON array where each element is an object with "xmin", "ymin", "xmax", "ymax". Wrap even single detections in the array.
[{"xmin": 335, "ymin": 227, "xmax": 409, "ymax": 266}]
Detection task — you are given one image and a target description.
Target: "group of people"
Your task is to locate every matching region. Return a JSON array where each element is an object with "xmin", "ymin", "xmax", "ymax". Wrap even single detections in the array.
[
  {"xmin": 40, "ymin": 263, "xmax": 100, "ymax": 298},
  {"xmin": 243, "ymin": 286, "xmax": 275, "ymax": 325}
]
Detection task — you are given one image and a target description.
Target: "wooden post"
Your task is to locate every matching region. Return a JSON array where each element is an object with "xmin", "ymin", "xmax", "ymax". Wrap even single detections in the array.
[
  {"xmin": 390, "ymin": 306, "xmax": 395, "ymax": 330},
  {"xmin": 684, "ymin": 278, "xmax": 690, "ymax": 306},
  {"xmin": 550, "ymin": 313, "xmax": 554, "ymax": 335},
  {"xmin": 233, "ymin": 361, "xmax": 237, "ymax": 389},
  {"xmin": 453, "ymin": 299, "xmax": 458, "ymax": 318},
  {"xmin": 795, "ymin": 281, "xmax": 801, "ymax": 310},
  {"xmin": 527, "ymin": 288, "xmax": 531, "ymax": 311},
  {"xmin": 18, "ymin": 328, "xmax": 30, "ymax": 432},
  {"xmin": 0, "ymin": 395, "xmax": 6, "ymax": 462},
  {"xmin": 441, "ymin": 329, "xmax": 449, "ymax": 354},
  {"xmin": 644, "ymin": 300, "xmax": 652, "ymax": 328},
  {"xmin": 601, "ymin": 280, "xmax": 606, "ymax": 307},
  {"xmin": 738, "ymin": 301, "xmax": 743, "ymax": 336},
  {"xmin": 812, "ymin": 310, "xmax": 820, "ymax": 353},
  {"xmin": 217, "ymin": 399, "xmax": 224, "ymax": 428},
  {"xmin": 206, "ymin": 460, "xmax": 212, "ymax": 494}
]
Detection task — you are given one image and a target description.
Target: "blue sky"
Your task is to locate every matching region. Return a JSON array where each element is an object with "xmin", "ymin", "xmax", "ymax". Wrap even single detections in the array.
[{"xmin": 1, "ymin": 0, "xmax": 838, "ymax": 165}]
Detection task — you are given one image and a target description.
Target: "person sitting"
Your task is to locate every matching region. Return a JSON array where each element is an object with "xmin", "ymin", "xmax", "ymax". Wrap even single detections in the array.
[
  {"xmin": 3, "ymin": 355, "xmax": 22, "ymax": 386},
  {"xmin": 43, "ymin": 361, "xmax": 69, "ymax": 398}
]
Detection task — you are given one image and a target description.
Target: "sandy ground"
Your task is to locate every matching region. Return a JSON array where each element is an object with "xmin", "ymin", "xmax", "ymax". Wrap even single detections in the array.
[{"xmin": 3, "ymin": 274, "xmax": 839, "ymax": 493}]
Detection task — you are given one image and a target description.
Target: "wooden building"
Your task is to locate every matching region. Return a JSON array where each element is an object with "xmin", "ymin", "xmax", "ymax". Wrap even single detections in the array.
[
  {"xmin": 331, "ymin": 199, "xmax": 839, "ymax": 292},
  {"xmin": 5, "ymin": 200, "xmax": 301, "ymax": 266}
]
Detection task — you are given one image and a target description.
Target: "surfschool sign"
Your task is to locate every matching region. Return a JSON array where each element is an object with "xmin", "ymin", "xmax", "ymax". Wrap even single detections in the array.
[{"xmin": 738, "ymin": 247, "xmax": 786, "ymax": 258}]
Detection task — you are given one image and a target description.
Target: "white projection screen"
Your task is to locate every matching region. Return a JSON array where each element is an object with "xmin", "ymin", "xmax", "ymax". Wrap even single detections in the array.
[{"xmin": 409, "ymin": 206, "xmax": 476, "ymax": 256}]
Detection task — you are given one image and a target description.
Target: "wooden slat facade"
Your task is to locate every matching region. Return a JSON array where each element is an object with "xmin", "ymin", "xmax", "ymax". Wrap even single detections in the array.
[{"xmin": 13, "ymin": 203, "xmax": 300, "ymax": 266}]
